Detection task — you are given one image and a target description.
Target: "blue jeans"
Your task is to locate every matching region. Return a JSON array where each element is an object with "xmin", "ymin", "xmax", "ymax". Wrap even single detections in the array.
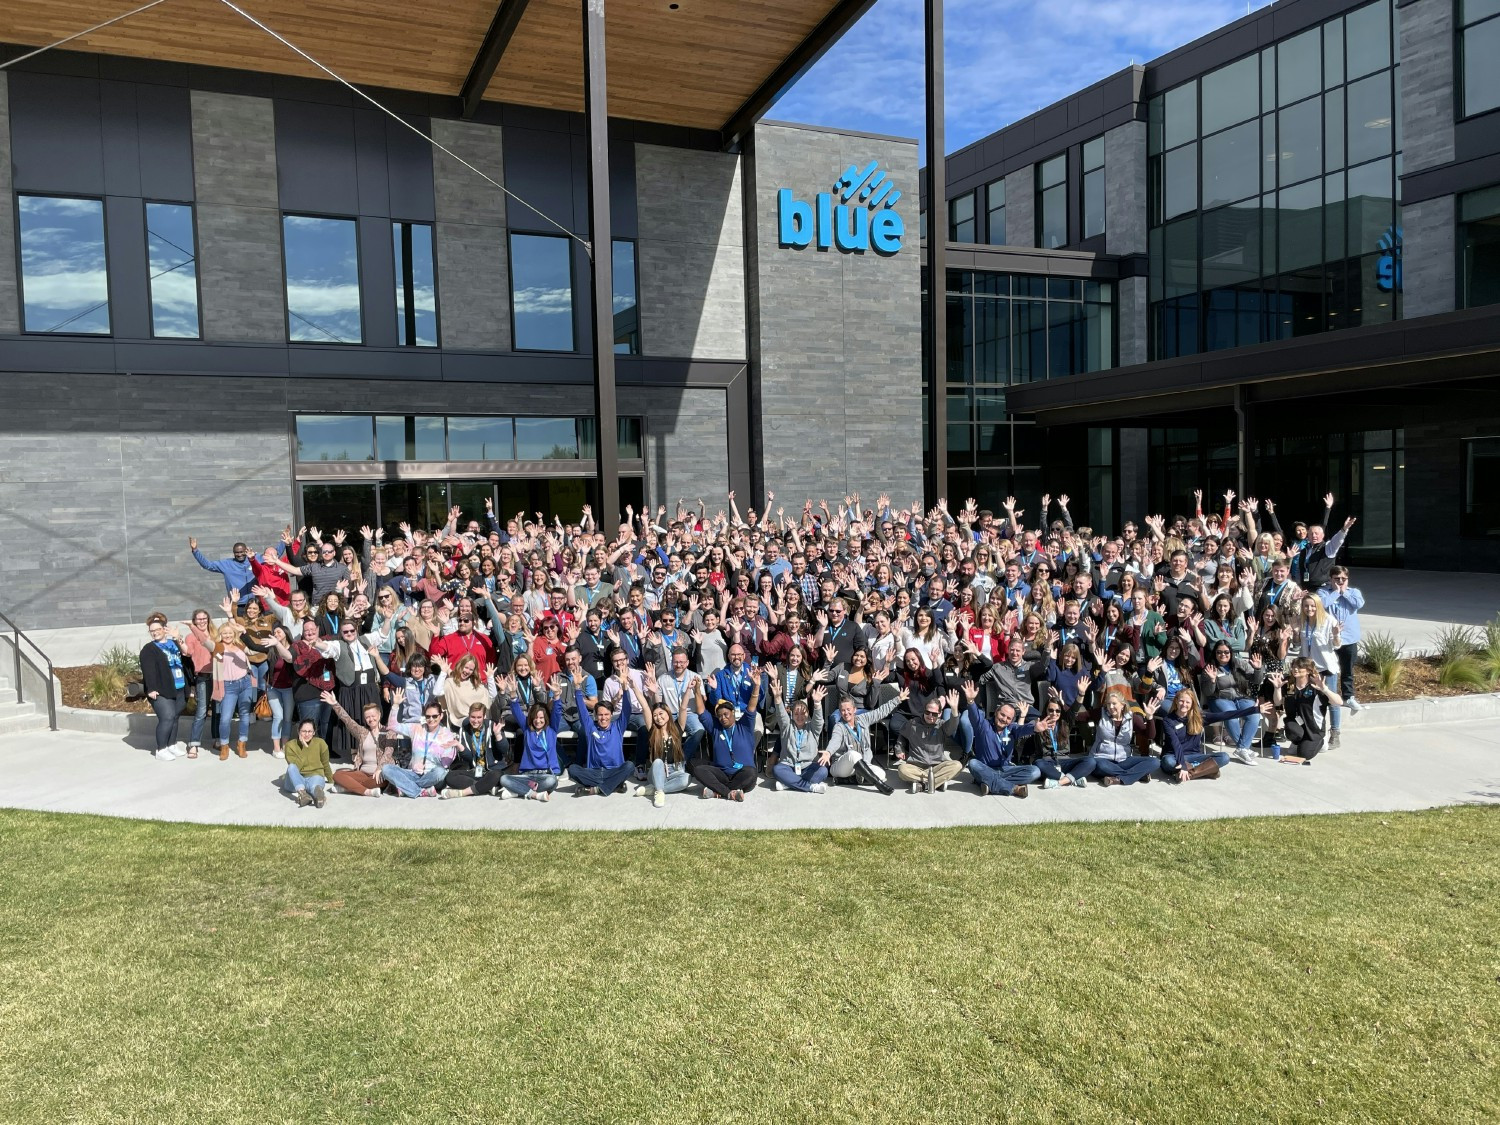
[
  {"xmin": 1162, "ymin": 749, "xmax": 1231, "ymax": 772},
  {"xmin": 1092, "ymin": 755, "xmax": 1159, "ymax": 785},
  {"xmin": 1206, "ymin": 698, "xmax": 1261, "ymax": 750},
  {"xmin": 943, "ymin": 707, "xmax": 975, "ymax": 757},
  {"xmin": 381, "ymin": 764, "xmax": 448, "ymax": 797},
  {"xmin": 1036, "ymin": 754, "xmax": 1095, "ymax": 782},
  {"xmin": 772, "ymin": 760, "xmax": 828, "ymax": 792},
  {"xmin": 296, "ymin": 697, "xmax": 332, "ymax": 743},
  {"xmin": 650, "ymin": 759, "xmax": 692, "ymax": 794},
  {"xmin": 283, "ymin": 763, "xmax": 327, "ymax": 795},
  {"xmin": 218, "ymin": 677, "xmax": 254, "ymax": 745},
  {"xmin": 266, "ymin": 685, "xmax": 295, "ymax": 744},
  {"xmin": 248, "ymin": 660, "xmax": 268, "ymax": 694},
  {"xmin": 189, "ymin": 677, "xmax": 213, "ymax": 745},
  {"xmin": 499, "ymin": 770, "xmax": 560, "ymax": 797},
  {"xmin": 967, "ymin": 758, "xmax": 1041, "ymax": 795},
  {"xmin": 682, "ymin": 712, "xmax": 706, "ymax": 758},
  {"xmin": 569, "ymin": 763, "xmax": 633, "ymax": 794},
  {"xmin": 1323, "ymin": 670, "xmax": 1342, "ymax": 731}
]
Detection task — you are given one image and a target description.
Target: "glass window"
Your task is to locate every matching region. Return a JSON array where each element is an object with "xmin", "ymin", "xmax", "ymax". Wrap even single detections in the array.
[
  {"xmin": 986, "ymin": 179, "xmax": 1006, "ymax": 244},
  {"xmin": 376, "ymin": 415, "xmax": 445, "ymax": 461},
  {"xmin": 1082, "ymin": 138, "xmax": 1105, "ymax": 239},
  {"xmin": 1202, "ymin": 121, "xmax": 1259, "ymax": 209},
  {"xmin": 1012, "ymin": 299, "xmax": 1047, "ymax": 382},
  {"xmin": 509, "ymin": 233, "xmax": 575, "ymax": 351},
  {"xmin": 1325, "ymin": 88, "xmax": 1345, "ymax": 173},
  {"xmin": 392, "ymin": 221, "xmax": 437, "ymax": 347},
  {"xmin": 1278, "ymin": 98, "xmax": 1323, "ymax": 187},
  {"xmin": 446, "ymin": 416, "xmax": 514, "ymax": 460},
  {"xmin": 1202, "ymin": 201, "xmax": 1261, "ymax": 289},
  {"xmin": 973, "ymin": 296, "xmax": 1010, "ymax": 383},
  {"xmin": 17, "ymin": 195, "xmax": 110, "ymax": 334},
  {"xmin": 283, "ymin": 215, "xmax": 362, "ymax": 343},
  {"xmin": 1347, "ymin": 158, "xmax": 1395, "ymax": 255},
  {"xmin": 1278, "ymin": 180, "xmax": 1324, "ymax": 273},
  {"xmin": 1201, "ymin": 55, "xmax": 1258, "ymax": 136},
  {"xmin": 580, "ymin": 416, "xmax": 643, "ymax": 461},
  {"xmin": 949, "ymin": 193, "xmax": 976, "ymax": 243},
  {"xmin": 1164, "ymin": 144, "xmax": 1198, "ymax": 219},
  {"xmin": 1345, "ymin": 1, "xmax": 1391, "ymax": 80},
  {"xmin": 1461, "ymin": 185, "xmax": 1500, "ymax": 308},
  {"xmin": 1462, "ymin": 437, "xmax": 1500, "ymax": 538},
  {"xmin": 145, "ymin": 202, "xmax": 199, "ymax": 338},
  {"xmin": 300, "ymin": 483, "xmax": 378, "ymax": 536},
  {"xmin": 1323, "ymin": 15, "xmax": 1344, "ymax": 88},
  {"xmin": 612, "ymin": 239, "xmax": 639, "ymax": 355},
  {"xmin": 1277, "ymin": 29, "xmax": 1321, "ymax": 107},
  {"xmin": 1462, "ymin": 8, "xmax": 1500, "ymax": 118},
  {"xmin": 1163, "ymin": 216, "xmax": 1199, "ymax": 297},
  {"xmin": 515, "ymin": 417, "xmax": 579, "ymax": 460},
  {"xmin": 1164, "ymin": 83, "xmax": 1197, "ymax": 149},
  {"xmin": 1037, "ymin": 156, "xmax": 1067, "ymax": 249},
  {"xmin": 1261, "ymin": 49, "xmax": 1276, "ymax": 114},
  {"xmin": 295, "ymin": 415, "xmax": 373, "ymax": 462},
  {"xmin": 1346, "ymin": 74, "xmax": 1393, "ymax": 166}
]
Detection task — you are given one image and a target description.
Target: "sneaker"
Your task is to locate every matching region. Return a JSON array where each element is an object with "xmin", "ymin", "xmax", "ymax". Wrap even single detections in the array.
[
  {"xmin": 312, "ymin": 786, "xmax": 327, "ymax": 808},
  {"xmin": 977, "ymin": 782, "xmax": 990, "ymax": 796},
  {"xmin": 1041, "ymin": 778, "xmax": 1060, "ymax": 790},
  {"xmin": 273, "ymin": 749, "xmax": 285, "ymax": 759},
  {"xmin": 498, "ymin": 789, "xmax": 514, "ymax": 800},
  {"xmin": 728, "ymin": 789, "xmax": 744, "ymax": 802},
  {"xmin": 1233, "ymin": 747, "xmax": 1258, "ymax": 766},
  {"xmin": 170, "ymin": 741, "xmax": 187, "ymax": 756},
  {"xmin": 633, "ymin": 766, "xmax": 647, "ymax": 781},
  {"xmin": 294, "ymin": 789, "xmax": 312, "ymax": 806},
  {"xmin": 633, "ymin": 785, "xmax": 649, "ymax": 797},
  {"xmin": 617, "ymin": 781, "xmax": 632, "ymax": 794},
  {"xmin": 775, "ymin": 780, "xmax": 787, "ymax": 791},
  {"xmin": 1329, "ymin": 730, "xmax": 1341, "ymax": 750},
  {"xmin": 1013, "ymin": 784, "xmax": 1029, "ymax": 799},
  {"xmin": 910, "ymin": 780, "xmax": 922, "ymax": 794},
  {"xmin": 418, "ymin": 786, "xmax": 437, "ymax": 798},
  {"xmin": 1346, "ymin": 696, "xmax": 1363, "ymax": 714},
  {"xmin": 1101, "ymin": 776, "xmax": 1120, "ymax": 787},
  {"xmin": 154, "ymin": 746, "xmax": 179, "ymax": 760},
  {"xmin": 653, "ymin": 789, "xmax": 666, "ymax": 808},
  {"xmin": 810, "ymin": 782, "xmax": 827, "ymax": 794},
  {"xmin": 938, "ymin": 779, "xmax": 950, "ymax": 792},
  {"xmin": 700, "ymin": 787, "xmax": 717, "ymax": 800},
  {"xmin": 1074, "ymin": 775, "xmax": 1087, "ymax": 789}
]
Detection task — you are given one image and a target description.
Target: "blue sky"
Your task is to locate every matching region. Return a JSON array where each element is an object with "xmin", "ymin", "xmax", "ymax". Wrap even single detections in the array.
[{"xmin": 772, "ymin": 0, "xmax": 1274, "ymax": 152}]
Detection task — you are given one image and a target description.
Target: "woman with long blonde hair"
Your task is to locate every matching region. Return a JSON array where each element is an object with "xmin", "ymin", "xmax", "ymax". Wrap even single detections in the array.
[{"xmin": 1159, "ymin": 686, "xmax": 1265, "ymax": 782}]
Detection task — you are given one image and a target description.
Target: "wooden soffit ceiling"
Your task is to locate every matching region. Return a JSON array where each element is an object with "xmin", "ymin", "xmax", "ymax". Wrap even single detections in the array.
[{"xmin": 0, "ymin": 0, "xmax": 844, "ymax": 130}]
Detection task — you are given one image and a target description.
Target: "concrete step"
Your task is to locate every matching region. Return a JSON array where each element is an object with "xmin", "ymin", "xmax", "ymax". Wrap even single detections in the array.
[
  {"xmin": 0, "ymin": 699, "xmax": 39, "ymax": 721},
  {"xmin": 0, "ymin": 710, "xmax": 48, "ymax": 737}
]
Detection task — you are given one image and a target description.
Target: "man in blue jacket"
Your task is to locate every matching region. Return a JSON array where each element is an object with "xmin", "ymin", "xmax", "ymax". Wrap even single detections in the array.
[
  {"xmin": 963, "ymin": 681, "xmax": 1049, "ymax": 798},
  {"xmin": 570, "ymin": 686, "xmax": 637, "ymax": 796},
  {"xmin": 189, "ymin": 536, "xmax": 254, "ymax": 609},
  {"xmin": 693, "ymin": 663, "xmax": 763, "ymax": 801}
]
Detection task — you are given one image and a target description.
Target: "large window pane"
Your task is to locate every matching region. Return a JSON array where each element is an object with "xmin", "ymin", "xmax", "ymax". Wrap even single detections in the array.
[
  {"xmin": 1164, "ymin": 144, "xmax": 1198, "ymax": 219},
  {"xmin": 1462, "ymin": 437, "xmax": 1500, "ymax": 539},
  {"xmin": 1012, "ymin": 300, "xmax": 1047, "ymax": 382},
  {"xmin": 18, "ymin": 195, "xmax": 109, "ymax": 334},
  {"xmin": 1461, "ymin": 188, "xmax": 1500, "ymax": 307},
  {"xmin": 985, "ymin": 179, "xmax": 1006, "ymax": 245},
  {"xmin": 1347, "ymin": 158, "xmax": 1395, "ymax": 256},
  {"xmin": 145, "ymin": 202, "xmax": 199, "ymax": 338},
  {"xmin": 1325, "ymin": 88, "xmax": 1345, "ymax": 173},
  {"xmin": 1164, "ymin": 83, "xmax": 1197, "ymax": 149},
  {"xmin": 1277, "ymin": 29, "xmax": 1321, "ymax": 107},
  {"xmin": 300, "ymin": 483, "xmax": 377, "ymax": 536},
  {"xmin": 1323, "ymin": 15, "xmax": 1344, "ymax": 88},
  {"xmin": 379, "ymin": 481, "xmax": 450, "ymax": 534},
  {"xmin": 295, "ymin": 415, "xmax": 373, "ymax": 462},
  {"xmin": 1278, "ymin": 98, "xmax": 1323, "ymax": 187},
  {"xmin": 283, "ymin": 215, "xmax": 362, "ymax": 343},
  {"xmin": 973, "ymin": 297, "xmax": 1010, "ymax": 384},
  {"xmin": 510, "ymin": 233, "xmax": 575, "ymax": 351},
  {"xmin": 1278, "ymin": 180, "xmax": 1324, "ymax": 273},
  {"xmin": 1038, "ymin": 155, "xmax": 1066, "ymax": 189},
  {"xmin": 1202, "ymin": 201, "xmax": 1261, "ymax": 289},
  {"xmin": 376, "ymin": 415, "xmax": 445, "ymax": 461},
  {"xmin": 949, "ymin": 193, "xmax": 976, "ymax": 243},
  {"xmin": 392, "ymin": 221, "xmax": 437, "ymax": 347},
  {"xmin": 1083, "ymin": 168, "xmax": 1105, "ymax": 239},
  {"xmin": 1039, "ymin": 185, "xmax": 1067, "ymax": 248},
  {"xmin": 579, "ymin": 416, "xmax": 643, "ymax": 460},
  {"xmin": 1202, "ymin": 55, "xmax": 1258, "ymax": 135},
  {"xmin": 1346, "ymin": 74, "xmax": 1393, "ymax": 165},
  {"xmin": 612, "ymin": 239, "xmax": 639, "ymax": 355},
  {"xmin": 515, "ymin": 417, "xmax": 579, "ymax": 460},
  {"xmin": 1345, "ymin": 0, "xmax": 1391, "ymax": 80},
  {"xmin": 1463, "ymin": 18, "xmax": 1500, "ymax": 118},
  {"xmin": 1047, "ymin": 301, "xmax": 1082, "ymax": 378},
  {"xmin": 446, "ymin": 416, "xmax": 514, "ymax": 460},
  {"xmin": 1163, "ymin": 216, "xmax": 1199, "ymax": 297},
  {"xmin": 1202, "ymin": 121, "xmax": 1259, "ymax": 208}
]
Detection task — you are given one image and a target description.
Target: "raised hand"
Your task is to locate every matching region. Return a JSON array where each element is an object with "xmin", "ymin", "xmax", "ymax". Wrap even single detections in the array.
[
  {"xmin": 962, "ymin": 678, "xmax": 979, "ymax": 702},
  {"xmin": 810, "ymin": 684, "xmax": 828, "ymax": 704},
  {"xmin": 823, "ymin": 643, "xmax": 837, "ymax": 664},
  {"xmin": 333, "ymin": 529, "xmax": 347, "ymax": 546},
  {"xmin": 944, "ymin": 689, "xmax": 959, "ymax": 712},
  {"xmin": 188, "ymin": 536, "xmax": 198, "ymax": 552},
  {"xmin": 320, "ymin": 690, "xmax": 337, "ymax": 706},
  {"xmin": 1323, "ymin": 493, "xmax": 1335, "ymax": 509},
  {"xmin": 1057, "ymin": 494, "xmax": 1070, "ymax": 508}
]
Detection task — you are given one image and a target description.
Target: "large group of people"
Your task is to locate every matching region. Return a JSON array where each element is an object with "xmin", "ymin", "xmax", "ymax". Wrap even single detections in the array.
[{"xmin": 137, "ymin": 486, "xmax": 1365, "ymax": 809}]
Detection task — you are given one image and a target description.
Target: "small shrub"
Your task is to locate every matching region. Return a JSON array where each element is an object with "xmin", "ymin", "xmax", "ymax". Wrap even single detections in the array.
[
  {"xmin": 100, "ymin": 645, "xmax": 141, "ymax": 677},
  {"xmin": 83, "ymin": 668, "xmax": 125, "ymax": 706},
  {"xmin": 1437, "ymin": 654, "xmax": 1489, "ymax": 690},
  {"xmin": 1480, "ymin": 615, "xmax": 1500, "ymax": 683},
  {"xmin": 1359, "ymin": 631, "xmax": 1404, "ymax": 692},
  {"xmin": 1430, "ymin": 625, "xmax": 1479, "ymax": 664}
]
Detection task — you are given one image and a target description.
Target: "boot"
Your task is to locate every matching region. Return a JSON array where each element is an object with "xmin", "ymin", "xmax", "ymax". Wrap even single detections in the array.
[
  {"xmin": 235, "ymin": 740, "xmax": 248, "ymax": 758},
  {"xmin": 1187, "ymin": 757, "xmax": 1221, "ymax": 781},
  {"xmin": 854, "ymin": 759, "xmax": 894, "ymax": 795},
  {"xmin": 217, "ymin": 743, "xmax": 230, "ymax": 761}
]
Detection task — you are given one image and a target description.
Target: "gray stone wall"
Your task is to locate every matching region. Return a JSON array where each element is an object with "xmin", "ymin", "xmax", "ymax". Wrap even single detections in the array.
[
  {"xmin": 0, "ymin": 74, "xmax": 17, "ymax": 334},
  {"xmin": 1398, "ymin": 0, "xmax": 1455, "ymax": 174},
  {"xmin": 635, "ymin": 144, "xmax": 746, "ymax": 359},
  {"xmin": 625, "ymin": 386, "xmax": 732, "ymax": 510},
  {"xmin": 1004, "ymin": 165, "xmax": 1034, "ymax": 247},
  {"xmin": 0, "ymin": 373, "xmax": 293, "ymax": 629},
  {"xmin": 748, "ymin": 122, "xmax": 922, "ymax": 506},
  {"xmin": 1117, "ymin": 276, "xmax": 1148, "ymax": 366},
  {"xmin": 1405, "ymin": 407, "xmax": 1500, "ymax": 572},
  {"xmin": 432, "ymin": 119, "xmax": 510, "ymax": 351},
  {"xmin": 192, "ymin": 92, "xmax": 286, "ymax": 343},
  {"xmin": 1104, "ymin": 121, "xmax": 1147, "ymax": 257},
  {"xmin": 1402, "ymin": 195, "xmax": 1456, "ymax": 318}
]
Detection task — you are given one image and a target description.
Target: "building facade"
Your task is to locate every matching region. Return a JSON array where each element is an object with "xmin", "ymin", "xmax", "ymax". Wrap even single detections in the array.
[
  {"xmin": 0, "ymin": 60, "xmax": 920, "ymax": 627},
  {"xmin": 929, "ymin": 0, "xmax": 1500, "ymax": 570}
]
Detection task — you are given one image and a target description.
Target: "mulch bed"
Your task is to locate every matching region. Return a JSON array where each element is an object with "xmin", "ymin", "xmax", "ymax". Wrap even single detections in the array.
[
  {"xmin": 57, "ymin": 665, "xmax": 152, "ymax": 714},
  {"xmin": 1357, "ymin": 657, "xmax": 1495, "ymax": 704}
]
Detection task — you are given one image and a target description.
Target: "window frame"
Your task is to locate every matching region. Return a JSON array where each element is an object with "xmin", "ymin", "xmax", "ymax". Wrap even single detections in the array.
[
  {"xmin": 1035, "ymin": 155, "xmax": 1068, "ymax": 249},
  {"xmin": 985, "ymin": 179, "xmax": 1007, "ymax": 245},
  {"xmin": 392, "ymin": 218, "xmax": 440, "ymax": 348},
  {"xmin": 1081, "ymin": 137, "xmax": 1107, "ymax": 240},
  {"xmin": 1460, "ymin": 435, "xmax": 1500, "ymax": 539},
  {"xmin": 281, "ymin": 212, "xmax": 365, "ymax": 345},
  {"xmin": 16, "ymin": 192, "xmax": 113, "ymax": 337},
  {"xmin": 507, "ymin": 230, "xmax": 577, "ymax": 353},
  {"xmin": 948, "ymin": 192, "xmax": 976, "ymax": 244},
  {"xmin": 143, "ymin": 199, "xmax": 203, "ymax": 340},
  {"xmin": 611, "ymin": 237, "xmax": 641, "ymax": 356},
  {"xmin": 1459, "ymin": 1, "xmax": 1500, "ymax": 120}
]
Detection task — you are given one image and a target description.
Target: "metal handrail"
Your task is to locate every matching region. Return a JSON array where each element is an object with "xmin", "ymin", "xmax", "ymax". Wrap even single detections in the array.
[{"xmin": 0, "ymin": 608, "xmax": 58, "ymax": 731}]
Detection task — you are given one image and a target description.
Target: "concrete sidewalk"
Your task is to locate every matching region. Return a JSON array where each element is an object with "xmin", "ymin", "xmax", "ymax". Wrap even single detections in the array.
[{"xmin": 1, "ymin": 720, "xmax": 1494, "ymax": 831}]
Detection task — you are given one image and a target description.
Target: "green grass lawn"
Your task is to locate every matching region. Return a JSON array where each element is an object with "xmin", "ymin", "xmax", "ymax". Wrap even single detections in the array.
[{"xmin": 0, "ymin": 807, "xmax": 1495, "ymax": 1124}]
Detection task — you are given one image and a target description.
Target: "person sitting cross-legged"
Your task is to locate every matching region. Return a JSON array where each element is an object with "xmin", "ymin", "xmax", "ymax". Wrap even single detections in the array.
[
  {"xmin": 693, "ymin": 664, "xmax": 763, "ymax": 802},
  {"xmin": 383, "ymin": 704, "xmax": 459, "ymax": 797},
  {"xmin": 896, "ymin": 689, "xmax": 963, "ymax": 793},
  {"xmin": 497, "ymin": 696, "xmax": 565, "ymax": 802},
  {"xmin": 962, "ymin": 681, "xmax": 1045, "ymax": 798},
  {"xmin": 771, "ymin": 678, "xmax": 830, "ymax": 793},
  {"xmin": 1087, "ymin": 690, "xmax": 1160, "ymax": 787},
  {"xmin": 826, "ymin": 689, "xmax": 906, "ymax": 794},
  {"xmin": 282, "ymin": 717, "xmax": 331, "ymax": 808},
  {"xmin": 570, "ymin": 683, "xmax": 639, "ymax": 796}
]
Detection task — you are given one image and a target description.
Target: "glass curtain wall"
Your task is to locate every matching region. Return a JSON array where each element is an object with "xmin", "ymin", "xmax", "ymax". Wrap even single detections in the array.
[{"xmin": 1148, "ymin": 0, "xmax": 1401, "ymax": 359}]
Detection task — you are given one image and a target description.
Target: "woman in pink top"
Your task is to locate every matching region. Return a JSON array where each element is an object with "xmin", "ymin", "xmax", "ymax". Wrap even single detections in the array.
[{"xmin": 213, "ymin": 623, "xmax": 255, "ymax": 759}]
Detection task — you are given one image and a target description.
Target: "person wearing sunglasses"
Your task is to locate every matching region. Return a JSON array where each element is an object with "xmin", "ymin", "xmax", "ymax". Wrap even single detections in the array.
[
  {"xmin": 1030, "ymin": 693, "xmax": 1095, "ymax": 789},
  {"xmin": 961, "ymin": 681, "xmax": 1045, "ymax": 798},
  {"xmin": 895, "ymin": 689, "xmax": 963, "ymax": 793},
  {"xmin": 382, "ymin": 705, "xmax": 459, "ymax": 798}
]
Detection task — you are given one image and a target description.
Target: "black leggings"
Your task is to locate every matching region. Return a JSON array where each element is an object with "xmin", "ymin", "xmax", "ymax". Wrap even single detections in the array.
[
  {"xmin": 150, "ymin": 692, "xmax": 185, "ymax": 749},
  {"xmin": 690, "ymin": 761, "xmax": 756, "ymax": 797},
  {"xmin": 1285, "ymin": 720, "xmax": 1324, "ymax": 761}
]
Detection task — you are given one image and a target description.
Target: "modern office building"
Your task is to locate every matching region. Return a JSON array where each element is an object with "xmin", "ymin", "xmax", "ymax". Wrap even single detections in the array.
[
  {"xmin": 927, "ymin": 0, "xmax": 1500, "ymax": 569},
  {"xmin": 0, "ymin": 1, "xmax": 922, "ymax": 626}
]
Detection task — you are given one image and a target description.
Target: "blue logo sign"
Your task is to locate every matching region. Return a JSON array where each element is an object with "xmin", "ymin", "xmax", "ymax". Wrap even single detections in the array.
[
  {"xmin": 1377, "ymin": 224, "xmax": 1402, "ymax": 292},
  {"xmin": 777, "ymin": 159, "xmax": 905, "ymax": 256}
]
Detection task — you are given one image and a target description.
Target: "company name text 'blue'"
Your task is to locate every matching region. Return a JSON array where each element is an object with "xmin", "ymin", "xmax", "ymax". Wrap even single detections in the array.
[{"xmin": 777, "ymin": 160, "xmax": 905, "ymax": 256}]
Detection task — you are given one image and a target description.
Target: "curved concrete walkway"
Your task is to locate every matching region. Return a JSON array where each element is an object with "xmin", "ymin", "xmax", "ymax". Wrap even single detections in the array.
[{"xmin": 1, "ymin": 719, "xmax": 1495, "ymax": 831}]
